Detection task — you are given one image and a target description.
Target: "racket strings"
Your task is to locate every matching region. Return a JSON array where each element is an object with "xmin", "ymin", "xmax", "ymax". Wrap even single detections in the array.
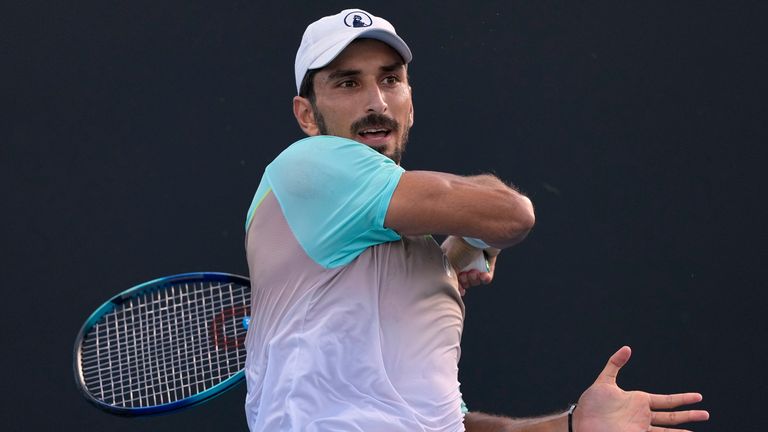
[
  {"xmin": 118, "ymin": 284, "xmax": 246, "ymax": 404},
  {"xmin": 79, "ymin": 280, "xmax": 250, "ymax": 408},
  {"xmin": 79, "ymin": 292, "xmax": 247, "ymax": 370},
  {"xmin": 85, "ymin": 284, "xmax": 248, "ymax": 406}
]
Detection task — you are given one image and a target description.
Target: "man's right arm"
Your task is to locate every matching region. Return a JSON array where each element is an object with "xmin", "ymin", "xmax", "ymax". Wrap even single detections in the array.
[
  {"xmin": 462, "ymin": 347, "xmax": 710, "ymax": 432},
  {"xmin": 384, "ymin": 171, "xmax": 535, "ymax": 249}
]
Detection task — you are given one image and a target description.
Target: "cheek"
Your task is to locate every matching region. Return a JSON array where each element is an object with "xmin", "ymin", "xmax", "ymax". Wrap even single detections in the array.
[
  {"xmin": 314, "ymin": 107, "xmax": 344, "ymax": 131},
  {"xmin": 317, "ymin": 100, "xmax": 356, "ymax": 124},
  {"xmin": 390, "ymin": 90, "xmax": 413, "ymax": 124},
  {"xmin": 399, "ymin": 102, "xmax": 414, "ymax": 127}
]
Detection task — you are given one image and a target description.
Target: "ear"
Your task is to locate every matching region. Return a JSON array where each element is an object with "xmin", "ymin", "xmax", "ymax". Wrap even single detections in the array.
[{"xmin": 293, "ymin": 96, "xmax": 320, "ymax": 136}]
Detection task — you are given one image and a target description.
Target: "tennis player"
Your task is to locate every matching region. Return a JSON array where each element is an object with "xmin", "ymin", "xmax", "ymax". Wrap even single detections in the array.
[{"xmin": 243, "ymin": 8, "xmax": 709, "ymax": 431}]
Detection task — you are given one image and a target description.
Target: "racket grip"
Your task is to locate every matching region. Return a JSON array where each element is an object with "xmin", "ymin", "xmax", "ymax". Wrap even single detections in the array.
[
  {"xmin": 460, "ymin": 249, "xmax": 490, "ymax": 273},
  {"xmin": 443, "ymin": 236, "xmax": 491, "ymax": 273}
]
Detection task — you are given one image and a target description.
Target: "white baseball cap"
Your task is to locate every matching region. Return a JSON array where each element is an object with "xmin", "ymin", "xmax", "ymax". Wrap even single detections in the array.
[{"xmin": 294, "ymin": 9, "xmax": 413, "ymax": 94}]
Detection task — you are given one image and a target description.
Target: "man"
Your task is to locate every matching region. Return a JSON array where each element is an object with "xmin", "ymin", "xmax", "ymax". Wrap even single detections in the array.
[{"xmin": 243, "ymin": 8, "xmax": 709, "ymax": 431}]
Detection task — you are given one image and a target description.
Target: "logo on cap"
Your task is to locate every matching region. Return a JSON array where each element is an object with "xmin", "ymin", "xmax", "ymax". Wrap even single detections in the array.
[{"xmin": 344, "ymin": 11, "xmax": 372, "ymax": 28}]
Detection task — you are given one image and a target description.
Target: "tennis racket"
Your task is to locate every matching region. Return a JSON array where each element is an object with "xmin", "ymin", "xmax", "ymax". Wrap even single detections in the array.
[{"xmin": 72, "ymin": 272, "xmax": 251, "ymax": 416}]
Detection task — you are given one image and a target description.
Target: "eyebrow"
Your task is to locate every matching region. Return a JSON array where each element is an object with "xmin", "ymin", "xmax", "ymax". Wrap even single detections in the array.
[
  {"xmin": 326, "ymin": 69, "xmax": 360, "ymax": 81},
  {"xmin": 325, "ymin": 62, "xmax": 406, "ymax": 82},
  {"xmin": 380, "ymin": 61, "xmax": 405, "ymax": 73}
]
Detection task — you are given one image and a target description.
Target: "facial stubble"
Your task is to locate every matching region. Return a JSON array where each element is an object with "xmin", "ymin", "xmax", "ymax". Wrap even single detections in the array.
[{"xmin": 311, "ymin": 103, "xmax": 409, "ymax": 164}]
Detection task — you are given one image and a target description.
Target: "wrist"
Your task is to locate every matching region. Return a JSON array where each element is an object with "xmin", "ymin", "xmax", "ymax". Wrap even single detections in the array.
[
  {"xmin": 461, "ymin": 236, "xmax": 501, "ymax": 258},
  {"xmin": 462, "ymin": 237, "xmax": 491, "ymax": 249}
]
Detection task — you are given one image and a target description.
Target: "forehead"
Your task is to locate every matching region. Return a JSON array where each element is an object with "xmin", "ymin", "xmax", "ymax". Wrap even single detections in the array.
[{"xmin": 322, "ymin": 39, "xmax": 406, "ymax": 73}]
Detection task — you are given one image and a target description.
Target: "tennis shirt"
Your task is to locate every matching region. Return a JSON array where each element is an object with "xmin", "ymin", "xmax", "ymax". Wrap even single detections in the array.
[{"xmin": 243, "ymin": 136, "xmax": 466, "ymax": 431}]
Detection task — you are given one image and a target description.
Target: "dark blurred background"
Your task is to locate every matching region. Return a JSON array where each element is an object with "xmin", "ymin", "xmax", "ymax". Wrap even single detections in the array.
[{"xmin": 3, "ymin": 1, "xmax": 765, "ymax": 430}]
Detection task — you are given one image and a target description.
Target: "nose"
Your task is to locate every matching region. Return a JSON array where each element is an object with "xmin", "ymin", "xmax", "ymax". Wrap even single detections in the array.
[{"xmin": 364, "ymin": 83, "xmax": 388, "ymax": 114}]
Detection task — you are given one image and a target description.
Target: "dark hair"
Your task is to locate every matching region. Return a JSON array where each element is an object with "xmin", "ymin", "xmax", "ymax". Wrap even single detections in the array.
[{"xmin": 298, "ymin": 69, "xmax": 319, "ymax": 104}]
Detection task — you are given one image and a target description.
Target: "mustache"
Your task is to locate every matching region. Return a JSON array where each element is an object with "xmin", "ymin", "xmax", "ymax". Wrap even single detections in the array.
[{"xmin": 350, "ymin": 113, "xmax": 400, "ymax": 135}]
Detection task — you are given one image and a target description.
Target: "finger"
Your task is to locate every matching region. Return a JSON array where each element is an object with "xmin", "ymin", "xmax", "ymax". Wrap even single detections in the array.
[
  {"xmin": 649, "ymin": 392, "xmax": 703, "ymax": 410},
  {"xmin": 652, "ymin": 409, "xmax": 710, "ymax": 425},
  {"xmin": 457, "ymin": 273, "xmax": 476, "ymax": 292},
  {"xmin": 458, "ymin": 270, "xmax": 483, "ymax": 287},
  {"xmin": 649, "ymin": 425, "xmax": 709, "ymax": 432},
  {"xmin": 467, "ymin": 270, "xmax": 480, "ymax": 285},
  {"xmin": 594, "ymin": 346, "xmax": 632, "ymax": 385}
]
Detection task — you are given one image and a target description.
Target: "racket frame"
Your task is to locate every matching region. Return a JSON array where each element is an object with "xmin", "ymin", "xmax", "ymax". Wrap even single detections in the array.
[{"xmin": 72, "ymin": 272, "xmax": 251, "ymax": 416}]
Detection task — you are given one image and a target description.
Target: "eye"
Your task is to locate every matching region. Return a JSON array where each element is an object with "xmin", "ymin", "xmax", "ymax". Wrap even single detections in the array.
[
  {"xmin": 382, "ymin": 75, "xmax": 401, "ymax": 85},
  {"xmin": 338, "ymin": 80, "xmax": 358, "ymax": 88}
]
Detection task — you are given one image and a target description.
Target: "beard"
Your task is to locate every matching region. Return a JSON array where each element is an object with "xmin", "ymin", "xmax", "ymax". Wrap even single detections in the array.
[{"xmin": 312, "ymin": 104, "xmax": 409, "ymax": 164}]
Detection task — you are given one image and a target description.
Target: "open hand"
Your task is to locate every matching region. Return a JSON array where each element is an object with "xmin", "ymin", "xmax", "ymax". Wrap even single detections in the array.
[{"xmin": 575, "ymin": 346, "xmax": 709, "ymax": 432}]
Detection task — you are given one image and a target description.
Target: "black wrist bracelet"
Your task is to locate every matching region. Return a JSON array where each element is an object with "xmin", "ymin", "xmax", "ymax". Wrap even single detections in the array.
[{"xmin": 567, "ymin": 403, "xmax": 577, "ymax": 432}]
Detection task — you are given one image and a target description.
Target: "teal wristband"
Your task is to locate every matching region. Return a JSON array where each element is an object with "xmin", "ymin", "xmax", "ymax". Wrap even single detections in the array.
[{"xmin": 462, "ymin": 237, "xmax": 491, "ymax": 249}]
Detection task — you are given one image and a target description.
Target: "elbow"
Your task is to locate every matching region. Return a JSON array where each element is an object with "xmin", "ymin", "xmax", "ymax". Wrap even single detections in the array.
[
  {"xmin": 490, "ymin": 196, "xmax": 535, "ymax": 247},
  {"xmin": 509, "ymin": 196, "xmax": 536, "ymax": 238},
  {"xmin": 518, "ymin": 196, "xmax": 536, "ymax": 231}
]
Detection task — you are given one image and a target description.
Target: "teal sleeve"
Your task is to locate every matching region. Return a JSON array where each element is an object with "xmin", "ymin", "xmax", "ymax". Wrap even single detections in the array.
[{"xmin": 265, "ymin": 136, "xmax": 404, "ymax": 268}]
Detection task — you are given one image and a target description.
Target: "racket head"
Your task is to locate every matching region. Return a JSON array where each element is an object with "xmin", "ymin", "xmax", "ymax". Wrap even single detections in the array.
[{"xmin": 73, "ymin": 272, "xmax": 251, "ymax": 416}]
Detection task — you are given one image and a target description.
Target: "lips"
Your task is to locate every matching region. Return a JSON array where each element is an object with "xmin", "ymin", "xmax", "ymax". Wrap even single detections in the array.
[
  {"xmin": 358, "ymin": 128, "xmax": 391, "ymax": 138},
  {"xmin": 351, "ymin": 114, "xmax": 399, "ymax": 148},
  {"xmin": 356, "ymin": 127, "xmax": 392, "ymax": 147},
  {"xmin": 352, "ymin": 114, "xmax": 398, "ymax": 134}
]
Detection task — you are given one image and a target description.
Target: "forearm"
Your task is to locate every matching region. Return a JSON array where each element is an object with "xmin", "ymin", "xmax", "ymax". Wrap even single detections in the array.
[
  {"xmin": 464, "ymin": 411, "xmax": 567, "ymax": 432},
  {"xmin": 386, "ymin": 171, "xmax": 535, "ymax": 247},
  {"xmin": 445, "ymin": 173, "xmax": 535, "ymax": 248},
  {"xmin": 461, "ymin": 174, "xmax": 534, "ymax": 248}
]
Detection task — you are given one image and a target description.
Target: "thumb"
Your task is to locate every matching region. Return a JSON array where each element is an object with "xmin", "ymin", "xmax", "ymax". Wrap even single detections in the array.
[{"xmin": 594, "ymin": 346, "xmax": 632, "ymax": 385}]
